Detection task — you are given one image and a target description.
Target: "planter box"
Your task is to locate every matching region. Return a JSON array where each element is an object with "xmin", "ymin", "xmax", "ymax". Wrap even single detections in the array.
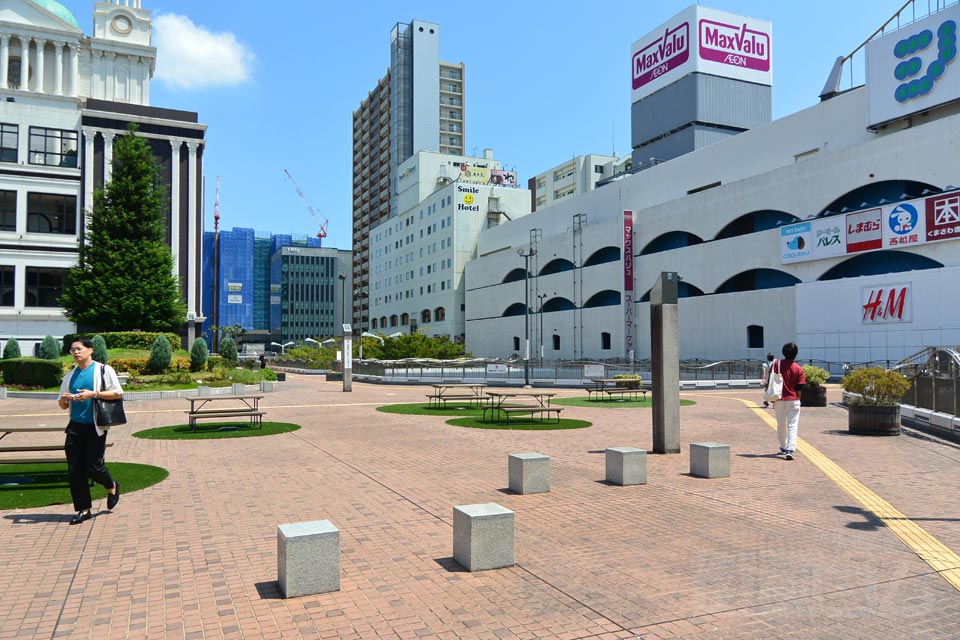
[
  {"xmin": 848, "ymin": 404, "xmax": 901, "ymax": 436},
  {"xmin": 800, "ymin": 384, "xmax": 827, "ymax": 407},
  {"xmin": 325, "ymin": 372, "xmax": 341, "ymax": 382}
]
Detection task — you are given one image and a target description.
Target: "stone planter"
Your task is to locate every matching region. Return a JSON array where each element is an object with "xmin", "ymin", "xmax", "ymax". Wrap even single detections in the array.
[
  {"xmin": 800, "ymin": 384, "xmax": 827, "ymax": 407},
  {"xmin": 275, "ymin": 372, "xmax": 286, "ymax": 382},
  {"xmin": 325, "ymin": 372, "xmax": 342, "ymax": 382},
  {"xmin": 848, "ymin": 404, "xmax": 901, "ymax": 436},
  {"xmin": 614, "ymin": 379, "xmax": 641, "ymax": 390}
]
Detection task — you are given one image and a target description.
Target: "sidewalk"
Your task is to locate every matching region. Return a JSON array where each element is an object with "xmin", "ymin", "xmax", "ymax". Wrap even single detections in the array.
[{"xmin": 1, "ymin": 378, "xmax": 958, "ymax": 639}]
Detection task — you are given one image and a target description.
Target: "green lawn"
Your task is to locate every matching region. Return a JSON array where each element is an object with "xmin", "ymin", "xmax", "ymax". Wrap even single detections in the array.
[
  {"xmin": 376, "ymin": 403, "xmax": 487, "ymax": 417},
  {"xmin": 0, "ymin": 462, "xmax": 168, "ymax": 510},
  {"xmin": 551, "ymin": 396, "xmax": 697, "ymax": 408},
  {"xmin": 133, "ymin": 421, "xmax": 300, "ymax": 440},
  {"xmin": 445, "ymin": 416, "xmax": 591, "ymax": 430}
]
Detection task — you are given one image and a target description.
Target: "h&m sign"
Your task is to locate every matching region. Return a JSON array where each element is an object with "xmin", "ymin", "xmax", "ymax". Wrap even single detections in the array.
[{"xmin": 861, "ymin": 283, "xmax": 912, "ymax": 323}]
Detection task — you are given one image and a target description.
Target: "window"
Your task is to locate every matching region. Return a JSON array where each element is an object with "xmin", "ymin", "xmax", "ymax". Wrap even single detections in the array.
[
  {"xmin": 0, "ymin": 124, "xmax": 17, "ymax": 163},
  {"xmin": 0, "ymin": 190, "xmax": 15, "ymax": 231},
  {"xmin": 594, "ymin": 164, "xmax": 604, "ymax": 173},
  {"xmin": 435, "ymin": 307, "xmax": 445, "ymax": 321},
  {"xmin": 421, "ymin": 309, "xmax": 431, "ymax": 323},
  {"xmin": 601, "ymin": 332, "xmax": 612, "ymax": 350},
  {"xmin": 513, "ymin": 336, "xmax": 520, "ymax": 351},
  {"xmin": 0, "ymin": 265, "xmax": 13, "ymax": 306},
  {"xmin": 747, "ymin": 325, "xmax": 764, "ymax": 349},
  {"xmin": 29, "ymin": 127, "xmax": 78, "ymax": 168},
  {"xmin": 25, "ymin": 267, "xmax": 66, "ymax": 307},
  {"xmin": 27, "ymin": 193, "xmax": 77, "ymax": 234},
  {"xmin": 552, "ymin": 335, "xmax": 561, "ymax": 351}
]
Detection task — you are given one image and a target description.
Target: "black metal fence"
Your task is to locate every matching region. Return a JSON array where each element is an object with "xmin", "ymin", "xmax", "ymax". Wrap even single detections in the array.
[{"xmin": 904, "ymin": 377, "xmax": 960, "ymax": 416}]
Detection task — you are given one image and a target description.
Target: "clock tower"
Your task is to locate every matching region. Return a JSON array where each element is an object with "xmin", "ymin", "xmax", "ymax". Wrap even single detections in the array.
[{"xmin": 93, "ymin": 0, "xmax": 151, "ymax": 46}]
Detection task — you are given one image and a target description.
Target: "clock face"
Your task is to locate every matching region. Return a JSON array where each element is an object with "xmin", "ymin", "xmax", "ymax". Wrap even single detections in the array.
[{"xmin": 111, "ymin": 15, "xmax": 132, "ymax": 35}]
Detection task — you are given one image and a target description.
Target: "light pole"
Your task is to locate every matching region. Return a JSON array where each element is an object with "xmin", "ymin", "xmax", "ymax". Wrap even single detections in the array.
[
  {"xmin": 305, "ymin": 338, "xmax": 320, "ymax": 348},
  {"xmin": 358, "ymin": 331, "xmax": 384, "ymax": 360},
  {"xmin": 270, "ymin": 341, "xmax": 294, "ymax": 355},
  {"xmin": 517, "ymin": 246, "xmax": 537, "ymax": 387},
  {"xmin": 338, "ymin": 274, "xmax": 346, "ymax": 337},
  {"xmin": 537, "ymin": 292, "xmax": 549, "ymax": 364}
]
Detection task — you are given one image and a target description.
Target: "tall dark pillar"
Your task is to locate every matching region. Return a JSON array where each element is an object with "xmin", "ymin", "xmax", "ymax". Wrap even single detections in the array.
[{"xmin": 650, "ymin": 272, "xmax": 680, "ymax": 454}]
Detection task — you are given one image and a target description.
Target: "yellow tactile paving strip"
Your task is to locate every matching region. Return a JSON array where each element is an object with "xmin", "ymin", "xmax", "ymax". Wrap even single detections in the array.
[{"xmin": 740, "ymin": 397, "xmax": 960, "ymax": 592}]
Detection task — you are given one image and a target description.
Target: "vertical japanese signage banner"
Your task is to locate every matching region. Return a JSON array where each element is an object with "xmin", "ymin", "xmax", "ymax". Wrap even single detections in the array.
[
  {"xmin": 623, "ymin": 211, "xmax": 634, "ymax": 356},
  {"xmin": 845, "ymin": 208, "xmax": 883, "ymax": 253}
]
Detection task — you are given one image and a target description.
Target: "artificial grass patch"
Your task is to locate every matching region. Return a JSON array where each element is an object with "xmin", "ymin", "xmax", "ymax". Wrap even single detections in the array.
[
  {"xmin": 550, "ymin": 396, "xmax": 696, "ymax": 409},
  {"xmin": 132, "ymin": 421, "xmax": 300, "ymax": 440},
  {"xmin": 446, "ymin": 415, "xmax": 591, "ymax": 430},
  {"xmin": 376, "ymin": 403, "xmax": 487, "ymax": 417},
  {"xmin": 0, "ymin": 462, "xmax": 168, "ymax": 510}
]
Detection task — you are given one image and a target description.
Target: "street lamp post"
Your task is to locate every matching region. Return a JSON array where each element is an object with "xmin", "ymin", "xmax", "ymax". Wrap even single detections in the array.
[
  {"xmin": 337, "ymin": 274, "xmax": 346, "ymax": 336},
  {"xmin": 517, "ymin": 246, "xmax": 537, "ymax": 387},
  {"xmin": 358, "ymin": 331, "xmax": 384, "ymax": 360},
  {"xmin": 537, "ymin": 292, "xmax": 549, "ymax": 364},
  {"xmin": 305, "ymin": 338, "xmax": 320, "ymax": 348},
  {"xmin": 270, "ymin": 341, "xmax": 294, "ymax": 355}
]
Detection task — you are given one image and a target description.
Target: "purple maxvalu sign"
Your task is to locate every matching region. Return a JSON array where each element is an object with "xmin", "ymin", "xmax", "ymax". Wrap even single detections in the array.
[
  {"xmin": 623, "ymin": 211, "xmax": 634, "ymax": 354},
  {"xmin": 698, "ymin": 19, "xmax": 770, "ymax": 71},
  {"xmin": 632, "ymin": 22, "xmax": 690, "ymax": 90}
]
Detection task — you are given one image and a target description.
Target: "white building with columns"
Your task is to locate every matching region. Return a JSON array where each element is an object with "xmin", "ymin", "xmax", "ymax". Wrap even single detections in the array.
[{"xmin": 0, "ymin": 0, "xmax": 207, "ymax": 352}]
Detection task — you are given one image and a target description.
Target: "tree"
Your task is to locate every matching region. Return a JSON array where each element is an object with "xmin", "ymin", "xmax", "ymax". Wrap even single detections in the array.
[
  {"xmin": 92, "ymin": 335, "xmax": 109, "ymax": 364},
  {"xmin": 39, "ymin": 335, "xmax": 61, "ymax": 360},
  {"xmin": 147, "ymin": 335, "xmax": 173, "ymax": 374},
  {"xmin": 374, "ymin": 334, "xmax": 468, "ymax": 360},
  {"xmin": 219, "ymin": 337, "xmax": 238, "ymax": 366},
  {"xmin": 2, "ymin": 338, "xmax": 20, "ymax": 359},
  {"xmin": 190, "ymin": 338, "xmax": 209, "ymax": 372},
  {"xmin": 61, "ymin": 123, "xmax": 186, "ymax": 332}
]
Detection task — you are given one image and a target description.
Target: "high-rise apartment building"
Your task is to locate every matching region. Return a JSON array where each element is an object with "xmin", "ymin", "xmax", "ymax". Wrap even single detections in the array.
[{"xmin": 352, "ymin": 19, "xmax": 465, "ymax": 331}]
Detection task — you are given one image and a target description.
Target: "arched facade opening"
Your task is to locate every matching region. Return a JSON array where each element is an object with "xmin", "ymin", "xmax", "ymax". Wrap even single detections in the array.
[
  {"xmin": 639, "ymin": 231, "xmax": 704, "ymax": 256},
  {"xmin": 817, "ymin": 180, "xmax": 940, "ymax": 216},
  {"xmin": 538, "ymin": 258, "xmax": 575, "ymax": 276},
  {"xmin": 371, "ymin": 318, "xmax": 378, "ymax": 330},
  {"xmin": 583, "ymin": 246, "xmax": 621, "ymax": 267},
  {"xmin": 542, "ymin": 296, "xmax": 576, "ymax": 312},
  {"xmin": 390, "ymin": 314, "xmax": 399, "ymax": 327},
  {"xmin": 502, "ymin": 267, "xmax": 528, "ymax": 283},
  {"xmin": 400, "ymin": 312, "xmax": 409, "ymax": 325},
  {"xmin": 421, "ymin": 309, "xmax": 431, "ymax": 323},
  {"xmin": 715, "ymin": 210, "xmax": 800, "ymax": 240},
  {"xmin": 583, "ymin": 290, "xmax": 621, "ymax": 308},
  {"xmin": 434, "ymin": 306, "xmax": 446, "ymax": 321},
  {"xmin": 502, "ymin": 302, "xmax": 528, "ymax": 317},
  {"xmin": 715, "ymin": 269, "xmax": 801, "ymax": 293},
  {"xmin": 818, "ymin": 250, "xmax": 944, "ymax": 280},
  {"xmin": 639, "ymin": 281, "xmax": 705, "ymax": 302}
]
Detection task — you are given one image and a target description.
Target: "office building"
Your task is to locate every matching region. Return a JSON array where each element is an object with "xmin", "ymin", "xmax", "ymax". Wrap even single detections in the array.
[
  {"xmin": 352, "ymin": 19, "xmax": 465, "ymax": 333},
  {"xmin": 527, "ymin": 154, "xmax": 630, "ymax": 212}
]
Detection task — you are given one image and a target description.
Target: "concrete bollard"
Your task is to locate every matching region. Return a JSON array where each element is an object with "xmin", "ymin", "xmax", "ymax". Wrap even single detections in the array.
[
  {"xmin": 453, "ymin": 503, "xmax": 515, "ymax": 571},
  {"xmin": 605, "ymin": 447, "xmax": 647, "ymax": 485},
  {"xmin": 277, "ymin": 520, "xmax": 340, "ymax": 598},
  {"xmin": 508, "ymin": 453, "xmax": 550, "ymax": 494},
  {"xmin": 690, "ymin": 442, "xmax": 731, "ymax": 478}
]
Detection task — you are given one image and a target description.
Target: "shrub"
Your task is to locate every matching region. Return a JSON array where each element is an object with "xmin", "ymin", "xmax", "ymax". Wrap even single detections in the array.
[
  {"xmin": 207, "ymin": 354, "xmax": 224, "ymax": 371},
  {"xmin": 190, "ymin": 339, "xmax": 209, "ymax": 372},
  {"xmin": 3, "ymin": 338, "xmax": 21, "ymax": 359},
  {"xmin": 612, "ymin": 373, "xmax": 642, "ymax": 388},
  {"xmin": 109, "ymin": 357, "xmax": 147, "ymax": 375},
  {"xmin": 0, "ymin": 358, "xmax": 63, "ymax": 388},
  {"xmin": 802, "ymin": 366, "xmax": 830, "ymax": 388},
  {"xmin": 260, "ymin": 368, "xmax": 278, "ymax": 381},
  {"xmin": 62, "ymin": 331, "xmax": 182, "ymax": 352},
  {"xmin": 841, "ymin": 367, "xmax": 911, "ymax": 406},
  {"xmin": 92, "ymin": 335, "xmax": 109, "ymax": 364},
  {"xmin": 218, "ymin": 337, "xmax": 238, "ymax": 366},
  {"xmin": 39, "ymin": 335, "xmax": 61, "ymax": 360},
  {"xmin": 147, "ymin": 335, "xmax": 173, "ymax": 374}
]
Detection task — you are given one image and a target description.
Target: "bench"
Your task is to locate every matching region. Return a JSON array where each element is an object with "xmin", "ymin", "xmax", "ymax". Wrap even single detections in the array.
[
  {"xmin": 602, "ymin": 388, "xmax": 647, "ymax": 402},
  {"xmin": 499, "ymin": 407, "xmax": 563, "ymax": 424},
  {"xmin": 186, "ymin": 409, "xmax": 264, "ymax": 431},
  {"xmin": 0, "ymin": 443, "xmax": 113, "ymax": 465},
  {"xmin": 425, "ymin": 393, "xmax": 486, "ymax": 409}
]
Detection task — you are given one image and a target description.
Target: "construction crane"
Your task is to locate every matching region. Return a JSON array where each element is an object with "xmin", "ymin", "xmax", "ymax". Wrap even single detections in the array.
[{"xmin": 283, "ymin": 168, "xmax": 329, "ymax": 246}]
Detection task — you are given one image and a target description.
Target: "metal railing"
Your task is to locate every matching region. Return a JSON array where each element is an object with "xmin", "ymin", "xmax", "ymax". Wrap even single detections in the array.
[{"xmin": 896, "ymin": 346, "xmax": 960, "ymax": 415}]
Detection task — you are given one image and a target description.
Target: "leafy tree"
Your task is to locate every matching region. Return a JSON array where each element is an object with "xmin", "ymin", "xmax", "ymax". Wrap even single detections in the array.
[
  {"xmin": 371, "ymin": 333, "xmax": 467, "ymax": 360},
  {"xmin": 39, "ymin": 335, "xmax": 61, "ymax": 360},
  {"xmin": 61, "ymin": 123, "xmax": 186, "ymax": 332},
  {"xmin": 218, "ymin": 337, "xmax": 238, "ymax": 366},
  {"xmin": 3, "ymin": 338, "xmax": 21, "ymax": 359},
  {"xmin": 147, "ymin": 335, "xmax": 173, "ymax": 374},
  {"xmin": 189, "ymin": 338, "xmax": 209, "ymax": 372},
  {"xmin": 92, "ymin": 335, "xmax": 109, "ymax": 364}
]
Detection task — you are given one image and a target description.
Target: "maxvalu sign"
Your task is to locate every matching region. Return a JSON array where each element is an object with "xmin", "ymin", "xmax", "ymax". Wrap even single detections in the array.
[
  {"xmin": 780, "ymin": 191, "xmax": 960, "ymax": 264},
  {"xmin": 630, "ymin": 5, "xmax": 772, "ymax": 103},
  {"xmin": 866, "ymin": 4, "xmax": 959, "ymax": 128}
]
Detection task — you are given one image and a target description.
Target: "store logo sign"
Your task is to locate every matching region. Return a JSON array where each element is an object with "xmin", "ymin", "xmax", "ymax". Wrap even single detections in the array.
[
  {"xmin": 861, "ymin": 284, "xmax": 911, "ymax": 323},
  {"xmin": 892, "ymin": 18, "xmax": 957, "ymax": 103},
  {"xmin": 632, "ymin": 21, "xmax": 690, "ymax": 90}
]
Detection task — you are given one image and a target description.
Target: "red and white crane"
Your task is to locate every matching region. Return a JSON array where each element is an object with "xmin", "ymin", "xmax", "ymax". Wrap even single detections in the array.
[{"xmin": 283, "ymin": 168, "xmax": 329, "ymax": 246}]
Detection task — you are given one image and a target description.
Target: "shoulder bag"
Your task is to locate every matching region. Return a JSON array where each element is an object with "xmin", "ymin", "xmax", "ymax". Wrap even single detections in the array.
[
  {"xmin": 94, "ymin": 364, "xmax": 127, "ymax": 427},
  {"xmin": 763, "ymin": 359, "xmax": 783, "ymax": 403}
]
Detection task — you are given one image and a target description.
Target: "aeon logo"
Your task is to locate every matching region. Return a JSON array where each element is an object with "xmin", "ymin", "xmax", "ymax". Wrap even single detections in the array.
[
  {"xmin": 892, "ymin": 18, "xmax": 957, "ymax": 102},
  {"xmin": 699, "ymin": 19, "xmax": 770, "ymax": 71},
  {"xmin": 632, "ymin": 22, "xmax": 689, "ymax": 90}
]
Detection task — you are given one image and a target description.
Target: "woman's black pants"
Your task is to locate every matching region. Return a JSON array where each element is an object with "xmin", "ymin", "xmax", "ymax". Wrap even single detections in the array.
[{"xmin": 65, "ymin": 421, "xmax": 114, "ymax": 512}]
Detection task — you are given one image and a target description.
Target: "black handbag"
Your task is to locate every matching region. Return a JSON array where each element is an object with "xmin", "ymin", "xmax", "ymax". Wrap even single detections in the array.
[{"xmin": 94, "ymin": 364, "xmax": 127, "ymax": 427}]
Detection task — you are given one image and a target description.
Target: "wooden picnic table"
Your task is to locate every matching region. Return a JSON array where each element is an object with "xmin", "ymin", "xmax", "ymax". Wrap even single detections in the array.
[
  {"xmin": 483, "ymin": 391, "xmax": 562, "ymax": 424},
  {"xmin": 426, "ymin": 383, "xmax": 486, "ymax": 409},
  {"xmin": 0, "ymin": 425, "xmax": 112, "ymax": 465},
  {"xmin": 186, "ymin": 394, "xmax": 264, "ymax": 432},
  {"xmin": 586, "ymin": 378, "xmax": 647, "ymax": 402}
]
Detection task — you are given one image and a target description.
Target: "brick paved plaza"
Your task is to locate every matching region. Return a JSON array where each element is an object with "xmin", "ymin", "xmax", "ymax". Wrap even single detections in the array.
[{"xmin": 2, "ymin": 377, "xmax": 959, "ymax": 639}]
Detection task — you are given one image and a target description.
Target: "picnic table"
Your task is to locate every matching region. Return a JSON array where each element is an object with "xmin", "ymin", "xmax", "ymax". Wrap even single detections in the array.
[
  {"xmin": 0, "ymin": 425, "xmax": 112, "ymax": 465},
  {"xmin": 586, "ymin": 379, "xmax": 647, "ymax": 402},
  {"xmin": 483, "ymin": 391, "xmax": 562, "ymax": 424},
  {"xmin": 426, "ymin": 383, "xmax": 486, "ymax": 409},
  {"xmin": 186, "ymin": 394, "xmax": 264, "ymax": 432}
]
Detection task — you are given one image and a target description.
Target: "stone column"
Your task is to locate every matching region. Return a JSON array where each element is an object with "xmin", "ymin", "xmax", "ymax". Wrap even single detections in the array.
[
  {"xmin": 104, "ymin": 132, "xmax": 115, "ymax": 183},
  {"xmin": 650, "ymin": 271, "xmax": 681, "ymax": 454},
  {"xmin": 34, "ymin": 38, "xmax": 45, "ymax": 93},
  {"xmin": 82, "ymin": 128, "xmax": 97, "ymax": 214},
  {"xmin": 186, "ymin": 141, "xmax": 199, "ymax": 316},
  {"xmin": 53, "ymin": 41, "xmax": 64, "ymax": 95},
  {"xmin": 19, "ymin": 37, "xmax": 29, "ymax": 89},
  {"xmin": 0, "ymin": 35, "xmax": 9, "ymax": 89},
  {"xmin": 69, "ymin": 43, "xmax": 79, "ymax": 96},
  {"xmin": 104, "ymin": 51, "xmax": 115, "ymax": 100},
  {"xmin": 169, "ymin": 139, "xmax": 181, "ymax": 276}
]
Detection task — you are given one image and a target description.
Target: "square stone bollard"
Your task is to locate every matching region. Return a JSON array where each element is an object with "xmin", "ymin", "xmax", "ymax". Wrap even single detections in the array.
[
  {"xmin": 453, "ymin": 503, "xmax": 515, "ymax": 571},
  {"xmin": 605, "ymin": 447, "xmax": 647, "ymax": 485},
  {"xmin": 260, "ymin": 380, "xmax": 278, "ymax": 393},
  {"xmin": 197, "ymin": 385, "xmax": 213, "ymax": 397},
  {"xmin": 277, "ymin": 520, "xmax": 340, "ymax": 598},
  {"xmin": 0, "ymin": 387, "xmax": 6, "ymax": 400},
  {"xmin": 508, "ymin": 452, "xmax": 550, "ymax": 494},
  {"xmin": 232, "ymin": 383, "xmax": 246, "ymax": 395},
  {"xmin": 690, "ymin": 442, "xmax": 731, "ymax": 478}
]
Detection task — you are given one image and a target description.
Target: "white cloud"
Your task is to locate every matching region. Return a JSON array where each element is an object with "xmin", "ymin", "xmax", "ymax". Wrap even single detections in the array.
[{"xmin": 153, "ymin": 13, "xmax": 254, "ymax": 90}]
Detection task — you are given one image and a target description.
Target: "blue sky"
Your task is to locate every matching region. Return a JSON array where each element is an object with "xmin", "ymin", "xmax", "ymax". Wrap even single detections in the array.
[{"xmin": 59, "ymin": 0, "xmax": 911, "ymax": 250}]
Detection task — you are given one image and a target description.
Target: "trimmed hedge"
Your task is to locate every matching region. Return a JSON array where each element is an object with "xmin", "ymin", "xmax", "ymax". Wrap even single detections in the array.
[
  {"xmin": 63, "ymin": 331, "xmax": 182, "ymax": 352},
  {"xmin": 0, "ymin": 358, "xmax": 63, "ymax": 388}
]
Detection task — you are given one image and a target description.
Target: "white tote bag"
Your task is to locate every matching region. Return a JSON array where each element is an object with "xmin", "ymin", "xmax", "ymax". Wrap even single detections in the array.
[{"xmin": 763, "ymin": 359, "xmax": 783, "ymax": 402}]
